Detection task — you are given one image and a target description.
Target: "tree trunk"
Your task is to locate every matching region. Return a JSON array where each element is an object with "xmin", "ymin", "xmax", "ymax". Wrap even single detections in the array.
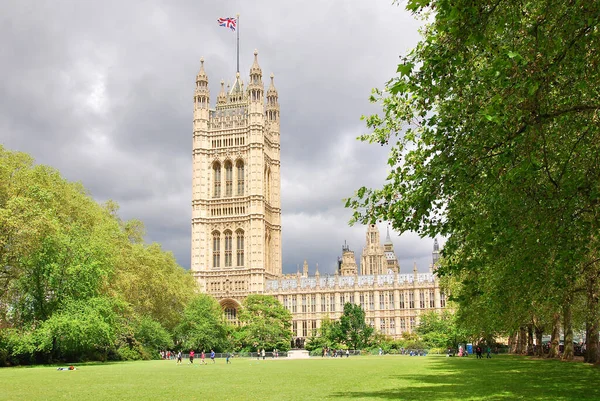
[
  {"xmin": 527, "ymin": 324, "xmax": 534, "ymax": 355},
  {"xmin": 517, "ymin": 326, "xmax": 527, "ymax": 354},
  {"xmin": 563, "ymin": 301, "xmax": 574, "ymax": 361},
  {"xmin": 585, "ymin": 275, "xmax": 599, "ymax": 364},
  {"xmin": 508, "ymin": 332, "xmax": 517, "ymax": 354},
  {"xmin": 548, "ymin": 312, "xmax": 560, "ymax": 358},
  {"xmin": 535, "ymin": 324, "xmax": 544, "ymax": 357}
]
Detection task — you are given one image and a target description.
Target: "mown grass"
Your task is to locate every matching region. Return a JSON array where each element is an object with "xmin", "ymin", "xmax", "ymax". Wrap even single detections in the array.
[{"xmin": 1, "ymin": 355, "xmax": 599, "ymax": 400}]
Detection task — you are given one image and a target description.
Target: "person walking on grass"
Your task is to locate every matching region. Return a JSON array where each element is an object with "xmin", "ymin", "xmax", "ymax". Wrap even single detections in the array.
[
  {"xmin": 226, "ymin": 352, "xmax": 231, "ymax": 364},
  {"xmin": 486, "ymin": 346, "xmax": 492, "ymax": 359},
  {"xmin": 189, "ymin": 349, "xmax": 195, "ymax": 364},
  {"xmin": 201, "ymin": 350, "xmax": 207, "ymax": 365},
  {"xmin": 177, "ymin": 351, "xmax": 182, "ymax": 365},
  {"xmin": 210, "ymin": 349, "xmax": 215, "ymax": 364}
]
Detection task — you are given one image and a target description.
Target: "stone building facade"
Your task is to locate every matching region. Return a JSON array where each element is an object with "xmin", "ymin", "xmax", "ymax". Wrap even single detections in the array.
[{"xmin": 190, "ymin": 53, "xmax": 446, "ymax": 341}]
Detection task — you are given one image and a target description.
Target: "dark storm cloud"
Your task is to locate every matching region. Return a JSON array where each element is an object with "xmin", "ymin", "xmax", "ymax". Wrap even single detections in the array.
[{"xmin": 1, "ymin": 0, "xmax": 437, "ymax": 274}]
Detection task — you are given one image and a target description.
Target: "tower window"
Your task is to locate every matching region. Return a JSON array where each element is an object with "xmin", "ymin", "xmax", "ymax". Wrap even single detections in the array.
[
  {"xmin": 213, "ymin": 162, "xmax": 221, "ymax": 198},
  {"xmin": 225, "ymin": 161, "xmax": 233, "ymax": 197},
  {"xmin": 236, "ymin": 229, "xmax": 244, "ymax": 267},
  {"xmin": 212, "ymin": 231, "xmax": 221, "ymax": 268},
  {"xmin": 224, "ymin": 230, "xmax": 232, "ymax": 267},
  {"xmin": 236, "ymin": 160, "xmax": 245, "ymax": 196}
]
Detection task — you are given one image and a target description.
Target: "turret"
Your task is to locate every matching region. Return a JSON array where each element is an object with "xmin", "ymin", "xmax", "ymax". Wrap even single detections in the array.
[
  {"xmin": 266, "ymin": 73, "xmax": 279, "ymax": 123},
  {"xmin": 217, "ymin": 80, "xmax": 226, "ymax": 105},
  {"xmin": 340, "ymin": 241, "xmax": 358, "ymax": 276},
  {"xmin": 383, "ymin": 226, "xmax": 400, "ymax": 273},
  {"xmin": 302, "ymin": 260, "xmax": 308, "ymax": 277},
  {"xmin": 193, "ymin": 58, "xmax": 210, "ymax": 149},
  {"xmin": 194, "ymin": 58, "xmax": 210, "ymax": 111},
  {"xmin": 248, "ymin": 49, "xmax": 264, "ymax": 104},
  {"xmin": 432, "ymin": 238, "xmax": 440, "ymax": 267}
]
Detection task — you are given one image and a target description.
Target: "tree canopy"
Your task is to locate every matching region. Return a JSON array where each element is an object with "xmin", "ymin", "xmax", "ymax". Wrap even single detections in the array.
[
  {"xmin": 0, "ymin": 146, "xmax": 196, "ymax": 365},
  {"xmin": 335, "ymin": 303, "xmax": 374, "ymax": 350},
  {"xmin": 175, "ymin": 294, "xmax": 230, "ymax": 352},
  {"xmin": 347, "ymin": 0, "xmax": 600, "ymax": 362},
  {"xmin": 237, "ymin": 295, "xmax": 292, "ymax": 351}
]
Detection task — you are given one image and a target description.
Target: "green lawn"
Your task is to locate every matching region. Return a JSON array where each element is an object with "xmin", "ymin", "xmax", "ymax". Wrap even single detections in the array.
[{"xmin": 1, "ymin": 355, "xmax": 599, "ymax": 400}]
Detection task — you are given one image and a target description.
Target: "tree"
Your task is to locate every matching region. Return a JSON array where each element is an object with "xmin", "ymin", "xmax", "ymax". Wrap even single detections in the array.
[
  {"xmin": 134, "ymin": 316, "xmax": 173, "ymax": 355},
  {"xmin": 237, "ymin": 295, "xmax": 292, "ymax": 351},
  {"xmin": 0, "ymin": 146, "xmax": 198, "ymax": 364},
  {"xmin": 36, "ymin": 297, "xmax": 121, "ymax": 362},
  {"xmin": 306, "ymin": 315, "xmax": 340, "ymax": 351},
  {"xmin": 175, "ymin": 294, "xmax": 229, "ymax": 352},
  {"xmin": 110, "ymin": 240, "xmax": 197, "ymax": 332},
  {"xmin": 0, "ymin": 146, "xmax": 123, "ymax": 326},
  {"xmin": 416, "ymin": 311, "xmax": 469, "ymax": 350},
  {"xmin": 346, "ymin": 0, "xmax": 600, "ymax": 362},
  {"xmin": 335, "ymin": 303, "xmax": 373, "ymax": 350}
]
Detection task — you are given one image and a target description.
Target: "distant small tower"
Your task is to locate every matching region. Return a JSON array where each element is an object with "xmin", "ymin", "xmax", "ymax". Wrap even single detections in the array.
[
  {"xmin": 383, "ymin": 226, "xmax": 400, "ymax": 273},
  {"xmin": 302, "ymin": 260, "xmax": 308, "ymax": 277},
  {"xmin": 432, "ymin": 238, "xmax": 440, "ymax": 267},
  {"xmin": 340, "ymin": 241, "xmax": 358, "ymax": 276},
  {"xmin": 360, "ymin": 224, "xmax": 394, "ymax": 275}
]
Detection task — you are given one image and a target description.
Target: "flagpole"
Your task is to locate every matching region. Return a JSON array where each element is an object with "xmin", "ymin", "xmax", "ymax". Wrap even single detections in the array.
[{"xmin": 236, "ymin": 13, "xmax": 240, "ymax": 73}]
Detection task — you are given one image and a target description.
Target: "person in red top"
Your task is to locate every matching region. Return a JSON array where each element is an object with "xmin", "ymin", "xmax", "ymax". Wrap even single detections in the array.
[
  {"xmin": 201, "ymin": 350, "xmax": 207, "ymax": 365},
  {"xmin": 189, "ymin": 350, "xmax": 195, "ymax": 364}
]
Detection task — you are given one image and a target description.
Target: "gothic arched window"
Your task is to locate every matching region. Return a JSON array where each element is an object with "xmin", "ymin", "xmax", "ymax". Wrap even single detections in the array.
[
  {"xmin": 236, "ymin": 160, "xmax": 244, "ymax": 196},
  {"xmin": 225, "ymin": 161, "xmax": 233, "ymax": 197},
  {"xmin": 213, "ymin": 162, "xmax": 221, "ymax": 198},
  {"xmin": 265, "ymin": 167, "xmax": 271, "ymax": 204},
  {"xmin": 224, "ymin": 307, "xmax": 237, "ymax": 323},
  {"xmin": 236, "ymin": 229, "xmax": 244, "ymax": 267},
  {"xmin": 224, "ymin": 230, "xmax": 233, "ymax": 267},
  {"xmin": 212, "ymin": 231, "xmax": 221, "ymax": 268}
]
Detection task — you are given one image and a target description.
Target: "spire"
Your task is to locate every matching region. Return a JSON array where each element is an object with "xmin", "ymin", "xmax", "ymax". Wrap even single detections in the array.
[
  {"xmin": 250, "ymin": 49, "xmax": 262, "ymax": 76},
  {"xmin": 432, "ymin": 238, "xmax": 441, "ymax": 267},
  {"xmin": 194, "ymin": 58, "xmax": 209, "ymax": 109},
  {"xmin": 248, "ymin": 50, "xmax": 264, "ymax": 104},
  {"xmin": 267, "ymin": 73, "xmax": 277, "ymax": 95},
  {"xmin": 384, "ymin": 225, "xmax": 393, "ymax": 245},
  {"xmin": 217, "ymin": 79, "xmax": 226, "ymax": 105},
  {"xmin": 196, "ymin": 58, "xmax": 208, "ymax": 84},
  {"xmin": 266, "ymin": 73, "xmax": 279, "ymax": 122},
  {"xmin": 229, "ymin": 72, "xmax": 244, "ymax": 102}
]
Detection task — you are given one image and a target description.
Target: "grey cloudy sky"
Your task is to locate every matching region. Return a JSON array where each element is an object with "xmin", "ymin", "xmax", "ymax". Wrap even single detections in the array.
[{"xmin": 1, "ymin": 0, "xmax": 442, "ymax": 274}]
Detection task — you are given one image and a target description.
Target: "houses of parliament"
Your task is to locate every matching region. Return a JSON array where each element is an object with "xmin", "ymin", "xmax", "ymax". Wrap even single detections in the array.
[{"xmin": 190, "ymin": 51, "xmax": 446, "ymax": 341}]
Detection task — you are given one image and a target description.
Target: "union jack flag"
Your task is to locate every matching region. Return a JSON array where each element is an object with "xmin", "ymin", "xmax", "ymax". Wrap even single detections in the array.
[{"xmin": 217, "ymin": 17, "xmax": 237, "ymax": 31}]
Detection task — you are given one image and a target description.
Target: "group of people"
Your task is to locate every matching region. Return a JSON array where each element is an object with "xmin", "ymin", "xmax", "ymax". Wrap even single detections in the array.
[
  {"xmin": 475, "ymin": 345, "xmax": 492, "ymax": 359},
  {"xmin": 451, "ymin": 345, "xmax": 492, "ymax": 359},
  {"xmin": 172, "ymin": 349, "xmax": 222, "ymax": 364},
  {"xmin": 257, "ymin": 348, "xmax": 266, "ymax": 360},
  {"xmin": 321, "ymin": 347, "xmax": 350, "ymax": 358}
]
